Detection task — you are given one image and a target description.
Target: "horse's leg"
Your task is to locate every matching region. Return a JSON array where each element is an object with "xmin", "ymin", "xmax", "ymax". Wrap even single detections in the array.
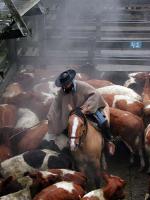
[
  {"xmin": 94, "ymin": 159, "xmax": 101, "ymax": 188},
  {"xmin": 122, "ymin": 139, "xmax": 135, "ymax": 166},
  {"xmin": 130, "ymin": 152, "xmax": 134, "ymax": 165},
  {"xmin": 79, "ymin": 161, "xmax": 98, "ymax": 191}
]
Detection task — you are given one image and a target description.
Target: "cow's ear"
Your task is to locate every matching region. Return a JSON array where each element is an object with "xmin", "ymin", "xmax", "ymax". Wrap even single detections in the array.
[{"xmin": 68, "ymin": 104, "xmax": 73, "ymax": 111}]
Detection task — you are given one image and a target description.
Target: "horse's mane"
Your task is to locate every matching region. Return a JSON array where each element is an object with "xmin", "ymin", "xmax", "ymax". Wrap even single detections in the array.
[{"xmin": 69, "ymin": 107, "xmax": 88, "ymax": 130}]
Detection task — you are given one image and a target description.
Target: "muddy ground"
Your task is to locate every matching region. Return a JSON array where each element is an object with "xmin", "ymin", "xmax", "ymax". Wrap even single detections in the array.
[{"xmin": 105, "ymin": 142, "xmax": 149, "ymax": 200}]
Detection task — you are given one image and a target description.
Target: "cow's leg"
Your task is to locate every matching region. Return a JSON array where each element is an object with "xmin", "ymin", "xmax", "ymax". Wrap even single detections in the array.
[
  {"xmin": 139, "ymin": 148, "xmax": 145, "ymax": 171},
  {"xmin": 130, "ymin": 152, "xmax": 134, "ymax": 165},
  {"xmin": 122, "ymin": 139, "xmax": 134, "ymax": 165},
  {"xmin": 101, "ymin": 152, "xmax": 107, "ymax": 170}
]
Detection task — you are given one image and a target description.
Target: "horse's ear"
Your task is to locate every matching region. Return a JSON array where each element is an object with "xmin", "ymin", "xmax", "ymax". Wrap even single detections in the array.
[{"xmin": 68, "ymin": 104, "xmax": 73, "ymax": 112}]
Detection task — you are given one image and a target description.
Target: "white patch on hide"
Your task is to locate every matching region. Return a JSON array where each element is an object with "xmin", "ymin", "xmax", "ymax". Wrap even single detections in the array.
[
  {"xmin": 1, "ymin": 149, "xmax": 58, "ymax": 178},
  {"xmin": 124, "ymin": 77, "xmax": 136, "ymax": 87},
  {"xmin": 61, "ymin": 169, "xmax": 75, "ymax": 176},
  {"xmin": 97, "ymin": 85, "xmax": 141, "ymax": 101},
  {"xmin": 112, "ymin": 95, "xmax": 137, "ymax": 107},
  {"xmin": 40, "ymin": 171, "xmax": 57, "ymax": 178},
  {"xmin": 55, "ymin": 181, "xmax": 74, "ymax": 193},
  {"xmin": 83, "ymin": 189, "xmax": 105, "ymax": 200},
  {"xmin": 15, "ymin": 108, "xmax": 39, "ymax": 129}
]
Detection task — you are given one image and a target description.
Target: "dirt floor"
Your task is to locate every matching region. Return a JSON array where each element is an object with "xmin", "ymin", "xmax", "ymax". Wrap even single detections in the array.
[{"xmin": 106, "ymin": 142, "xmax": 149, "ymax": 200}]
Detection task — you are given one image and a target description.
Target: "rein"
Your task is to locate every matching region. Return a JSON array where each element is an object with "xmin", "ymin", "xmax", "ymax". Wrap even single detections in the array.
[{"xmin": 69, "ymin": 107, "xmax": 88, "ymax": 145}]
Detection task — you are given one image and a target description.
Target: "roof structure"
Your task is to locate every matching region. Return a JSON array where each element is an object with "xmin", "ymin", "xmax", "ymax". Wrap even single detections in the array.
[{"xmin": 0, "ymin": 0, "xmax": 42, "ymax": 39}]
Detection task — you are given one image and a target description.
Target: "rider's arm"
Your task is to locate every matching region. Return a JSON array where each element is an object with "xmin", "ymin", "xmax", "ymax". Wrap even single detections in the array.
[{"xmin": 80, "ymin": 82, "xmax": 106, "ymax": 114}]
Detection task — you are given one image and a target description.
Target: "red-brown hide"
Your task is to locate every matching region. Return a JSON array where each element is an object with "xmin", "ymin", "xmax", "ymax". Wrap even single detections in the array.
[
  {"xmin": 142, "ymin": 77, "xmax": 150, "ymax": 116},
  {"xmin": 14, "ymin": 120, "xmax": 48, "ymax": 153},
  {"xmin": 2, "ymin": 83, "xmax": 23, "ymax": 103},
  {"xmin": 33, "ymin": 181, "xmax": 85, "ymax": 200},
  {"xmin": 81, "ymin": 173, "xmax": 126, "ymax": 200},
  {"xmin": 103, "ymin": 94, "xmax": 143, "ymax": 116},
  {"xmin": 110, "ymin": 107, "xmax": 144, "ymax": 152},
  {"xmin": 48, "ymin": 169, "xmax": 87, "ymax": 188},
  {"xmin": 0, "ymin": 104, "xmax": 17, "ymax": 128}
]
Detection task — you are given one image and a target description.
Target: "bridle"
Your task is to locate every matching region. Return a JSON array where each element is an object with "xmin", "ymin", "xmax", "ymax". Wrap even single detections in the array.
[{"xmin": 68, "ymin": 107, "xmax": 88, "ymax": 146}]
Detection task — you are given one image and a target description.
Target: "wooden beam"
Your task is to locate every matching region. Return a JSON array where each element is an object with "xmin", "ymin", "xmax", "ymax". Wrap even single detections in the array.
[
  {"xmin": 3, "ymin": 0, "xmax": 30, "ymax": 36},
  {"xmin": 18, "ymin": 0, "xmax": 41, "ymax": 16}
]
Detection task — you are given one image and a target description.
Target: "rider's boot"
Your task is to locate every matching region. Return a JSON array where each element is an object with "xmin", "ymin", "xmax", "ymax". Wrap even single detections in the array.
[{"xmin": 94, "ymin": 110, "xmax": 115, "ymax": 156}]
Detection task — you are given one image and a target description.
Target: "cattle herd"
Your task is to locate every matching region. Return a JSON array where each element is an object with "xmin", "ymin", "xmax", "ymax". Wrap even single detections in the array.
[{"xmin": 0, "ymin": 66, "xmax": 149, "ymax": 200}]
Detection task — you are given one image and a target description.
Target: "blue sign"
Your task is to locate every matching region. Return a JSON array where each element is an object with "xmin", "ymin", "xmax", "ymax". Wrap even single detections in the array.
[{"xmin": 130, "ymin": 41, "xmax": 142, "ymax": 48}]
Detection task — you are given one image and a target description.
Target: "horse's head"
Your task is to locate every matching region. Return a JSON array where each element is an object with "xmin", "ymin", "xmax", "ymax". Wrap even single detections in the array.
[{"xmin": 68, "ymin": 107, "xmax": 87, "ymax": 151}]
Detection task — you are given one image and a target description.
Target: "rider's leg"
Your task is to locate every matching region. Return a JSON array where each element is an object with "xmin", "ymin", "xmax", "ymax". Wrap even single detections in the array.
[
  {"xmin": 94, "ymin": 110, "xmax": 113, "ymax": 141},
  {"xmin": 94, "ymin": 110, "xmax": 115, "ymax": 155}
]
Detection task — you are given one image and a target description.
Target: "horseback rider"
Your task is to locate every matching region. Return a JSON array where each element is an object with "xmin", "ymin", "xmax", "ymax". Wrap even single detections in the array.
[{"xmin": 47, "ymin": 69, "xmax": 115, "ymax": 155}]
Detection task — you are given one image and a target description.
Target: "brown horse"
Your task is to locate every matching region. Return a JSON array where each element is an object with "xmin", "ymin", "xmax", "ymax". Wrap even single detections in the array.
[{"xmin": 68, "ymin": 107, "xmax": 104, "ymax": 189}]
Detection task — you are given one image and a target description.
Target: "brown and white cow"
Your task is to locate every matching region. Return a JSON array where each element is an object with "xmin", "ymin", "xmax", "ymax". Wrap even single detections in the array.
[
  {"xmin": 33, "ymin": 81, "xmax": 58, "ymax": 97},
  {"xmin": 110, "ymin": 107, "xmax": 145, "ymax": 169},
  {"xmin": 0, "ymin": 149, "xmax": 73, "ymax": 178},
  {"xmin": 2, "ymin": 83, "xmax": 23, "ymax": 103},
  {"xmin": 81, "ymin": 173, "xmax": 126, "ymax": 200},
  {"xmin": 26, "ymin": 169, "xmax": 87, "ymax": 196},
  {"xmin": 48, "ymin": 169, "xmax": 87, "ymax": 188},
  {"xmin": 124, "ymin": 72, "xmax": 150, "ymax": 94},
  {"xmin": 33, "ymin": 181, "xmax": 85, "ymax": 200},
  {"xmin": 97, "ymin": 85, "xmax": 142, "ymax": 101},
  {"xmin": 15, "ymin": 71, "xmax": 34, "ymax": 90},
  {"xmin": 102, "ymin": 94, "xmax": 143, "ymax": 116},
  {"xmin": 3, "ymin": 91, "xmax": 53, "ymax": 120},
  {"xmin": 13, "ymin": 120, "xmax": 48, "ymax": 154},
  {"xmin": 142, "ymin": 76, "xmax": 150, "ymax": 117}
]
